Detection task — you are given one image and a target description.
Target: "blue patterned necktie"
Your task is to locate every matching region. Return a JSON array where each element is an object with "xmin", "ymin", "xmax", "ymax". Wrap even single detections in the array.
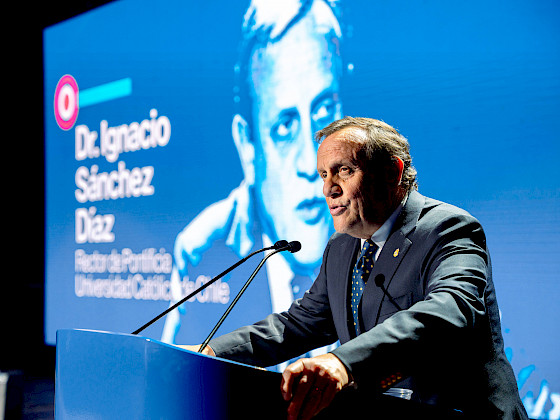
[{"xmin": 351, "ymin": 239, "xmax": 377, "ymax": 335}]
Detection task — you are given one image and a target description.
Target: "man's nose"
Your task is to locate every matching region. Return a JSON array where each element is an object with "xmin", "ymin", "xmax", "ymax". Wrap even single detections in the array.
[{"xmin": 323, "ymin": 175, "xmax": 341, "ymax": 198}]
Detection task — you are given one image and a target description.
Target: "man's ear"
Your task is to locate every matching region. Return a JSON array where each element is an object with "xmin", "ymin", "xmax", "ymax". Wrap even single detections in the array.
[
  {"xmin": 232, "ymin": 114, "xmax": 255, "ymax": 185},
  {"xmin": 390, "ymin": 156, "xmax": 405, "ymax": 186}
]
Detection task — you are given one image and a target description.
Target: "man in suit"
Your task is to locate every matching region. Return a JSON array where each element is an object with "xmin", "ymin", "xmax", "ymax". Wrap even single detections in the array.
[{"xmin": 183, "ymin": 117, "xmax": 528, "ymax": 419}]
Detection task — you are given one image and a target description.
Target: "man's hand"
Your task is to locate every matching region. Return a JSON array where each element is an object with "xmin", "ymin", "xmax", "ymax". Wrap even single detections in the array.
[
  {"xmin": 281, "ymin": 353, "xmax": 349, "ymax": 420},
  {"xmin": 176, "ymin": 344, "xmax": 216, "ymax": 357}
]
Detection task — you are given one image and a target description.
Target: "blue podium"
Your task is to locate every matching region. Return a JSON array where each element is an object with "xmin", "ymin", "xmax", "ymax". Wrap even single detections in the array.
[
  {"xmin": 56, "ymin": 329, "xmax": 466, "ymax": 419},
  {"xmin": 55, "ymin": 329, "xmax": 286, "ymax": 419}
]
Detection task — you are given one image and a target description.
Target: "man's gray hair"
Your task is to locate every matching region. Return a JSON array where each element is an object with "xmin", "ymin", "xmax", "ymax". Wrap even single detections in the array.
[{"xmin": 315, "ymin": 116, "xmax": 419, "ymax": 193}]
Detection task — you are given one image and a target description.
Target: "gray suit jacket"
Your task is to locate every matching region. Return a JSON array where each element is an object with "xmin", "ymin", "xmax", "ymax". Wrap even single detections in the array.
[{"xmin": 210, "ymin": 191, "xmax": 528, "ymax": 419}]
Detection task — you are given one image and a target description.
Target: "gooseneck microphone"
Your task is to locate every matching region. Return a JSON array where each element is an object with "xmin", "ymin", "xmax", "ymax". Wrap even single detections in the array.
[
  {"xmin": 198, "ymin": 241, "xmax": 301, "ymax": 353},
  {"xmin": 131, "ymin": 240, "xmax": 290, "ymax": 335},
  {"xmin": 284, "ymin": 240, "xmax": 301, "ymax": 253}
]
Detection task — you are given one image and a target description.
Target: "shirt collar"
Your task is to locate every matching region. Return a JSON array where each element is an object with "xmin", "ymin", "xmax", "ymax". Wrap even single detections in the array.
[{"xmin": 361, "ymin": 195, "xmax": 407, "ymax": 252}]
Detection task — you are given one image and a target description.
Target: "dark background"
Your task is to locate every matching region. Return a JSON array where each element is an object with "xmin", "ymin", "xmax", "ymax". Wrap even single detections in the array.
[{"xmin": 3, "ymin": 0, "xmax": 114, "ymax": 406}]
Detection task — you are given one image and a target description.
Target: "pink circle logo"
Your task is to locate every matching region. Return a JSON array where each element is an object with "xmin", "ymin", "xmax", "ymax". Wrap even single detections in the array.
[{"xmin": 54, "ymin": 75, "xmax": 79, "ymax": 130}]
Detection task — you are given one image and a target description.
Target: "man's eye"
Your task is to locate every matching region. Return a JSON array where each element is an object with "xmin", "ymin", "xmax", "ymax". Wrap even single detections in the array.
[{"xmin": 271, "ymin": 113, "xmax": 299, "ymax": 143}]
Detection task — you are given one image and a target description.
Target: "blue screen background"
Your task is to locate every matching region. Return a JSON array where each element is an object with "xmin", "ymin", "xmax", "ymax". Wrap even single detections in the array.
[{"xmin": 43, "ymin": 1, "xmax": 559, "ymax": 416}]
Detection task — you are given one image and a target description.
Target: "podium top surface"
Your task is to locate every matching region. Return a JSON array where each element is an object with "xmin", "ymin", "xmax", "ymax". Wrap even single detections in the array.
[{"xmin": 55, "ymin": 329, "xmax": 284, "ymax": 420}]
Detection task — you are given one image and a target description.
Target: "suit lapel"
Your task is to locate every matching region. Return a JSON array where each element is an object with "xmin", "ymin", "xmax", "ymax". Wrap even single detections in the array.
[
  {"xmin": 329, "ymin": 234, "xmax": 360, "ymax": 343},
  {"xmin": 361, "ymin": 191, "xmax": 425, "ymax": 329}
]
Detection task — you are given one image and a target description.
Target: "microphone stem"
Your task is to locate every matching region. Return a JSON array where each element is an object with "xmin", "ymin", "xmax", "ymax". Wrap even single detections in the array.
[
  {"xmin": 131, "ymin": 246, "xmax": 274, "ymax": 335},
  {"xmin": 198, "ymin": 248, "xmax": 281, "ymax": 353},
  {"xmin": 385, "ymin": 290, "xmax": 402, "ymax": 311}
]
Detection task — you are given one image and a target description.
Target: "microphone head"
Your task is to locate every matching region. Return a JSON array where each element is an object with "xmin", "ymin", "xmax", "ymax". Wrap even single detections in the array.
[
  {"xmin": 273, "ymin": 240, "xmax": 289, "ymax": 249},
  {"xmin": 374, "ymin": 274, "xmax": 385, "ymax": 287},
  {"xmin": 287, "ymin": 241, "xmax": 301, "ymax": 253}
]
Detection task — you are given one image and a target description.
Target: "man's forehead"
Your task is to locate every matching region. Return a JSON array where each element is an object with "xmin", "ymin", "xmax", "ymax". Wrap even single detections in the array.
[{"xmin": 318, "ymin": 129, "xmax": 365, "ymax": 165}]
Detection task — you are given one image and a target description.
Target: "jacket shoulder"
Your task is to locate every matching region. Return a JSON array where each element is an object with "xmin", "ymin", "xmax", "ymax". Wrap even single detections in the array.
[{"xmin": 418, "ymin": 196, "xmax": 481, "ymax": 228}]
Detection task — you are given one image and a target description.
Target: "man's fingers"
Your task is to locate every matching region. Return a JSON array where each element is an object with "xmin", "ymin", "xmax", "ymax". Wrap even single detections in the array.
[
  {"xmin": 281, "ymin": 359, "xmax": 305, "ymax": 401},
  {"xmin": 175, "ymin": 344, "xmax": 215, "ymax": 357},
  {"xmin": 287, "ymin": 372, "xmax": 315, "ymax": 419},
  {"xmin": 313, "ymin": 381, "xmax": 338, "ymax": 417},
  {"xmin": 281, "ymin": 354, "xmax": 349, "ymax": 419},
  {"xmin": 291, "ymin": 380, "xmax": 321, "ymax": 420},
  {"xmin": 287, "ymin": 376, "xmax": 339, "ymax": 420}
]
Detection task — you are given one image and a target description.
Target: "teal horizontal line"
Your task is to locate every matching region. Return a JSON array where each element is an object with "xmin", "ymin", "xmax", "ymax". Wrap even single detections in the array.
[{"xmin": 80, "ymin": 78, "xmax": 132, "ymax": 108}]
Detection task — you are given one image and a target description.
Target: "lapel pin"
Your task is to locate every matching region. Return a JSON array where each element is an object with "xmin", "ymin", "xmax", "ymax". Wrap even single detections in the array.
[{"xmin": 393, "ymin": 248, "xmax": 399, "ymax": 258}]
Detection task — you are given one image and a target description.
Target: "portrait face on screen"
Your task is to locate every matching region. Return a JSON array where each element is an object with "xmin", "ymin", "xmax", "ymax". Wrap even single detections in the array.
[{"xmin": 248, "ymin": 12, "xmax": 342, "ymax": 273}]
